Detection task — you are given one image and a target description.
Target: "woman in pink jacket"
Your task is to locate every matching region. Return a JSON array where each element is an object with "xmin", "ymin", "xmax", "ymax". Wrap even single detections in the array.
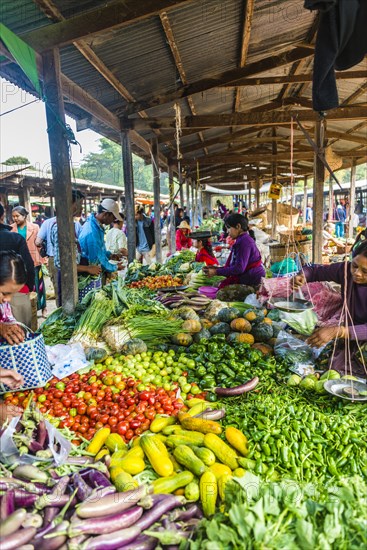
[{"xmin": 11, "ymin": 206, "xmax": 47, "ymax": 316}]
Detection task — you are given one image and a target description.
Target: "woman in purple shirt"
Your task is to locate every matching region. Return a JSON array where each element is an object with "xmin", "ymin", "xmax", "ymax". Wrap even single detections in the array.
[
  {"xmin": 204, "ymin": 214, "xmax": 265, "ymax": 288},
  {"xmin": 292, "ymin": 240, "xmax": 367, "ymax": 376}
]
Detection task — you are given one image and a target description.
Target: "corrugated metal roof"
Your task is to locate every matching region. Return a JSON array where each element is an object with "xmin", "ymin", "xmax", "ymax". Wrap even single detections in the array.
[{"xmin": 0, "ymin": 0, "xmax": 365, "ymax": 185}]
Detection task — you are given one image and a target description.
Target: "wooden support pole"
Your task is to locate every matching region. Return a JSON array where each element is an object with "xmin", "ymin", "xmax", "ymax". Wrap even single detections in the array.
[
  {"xmin": 303, "ymin": 176, "xmax": 308, "ymax": 222},
  {"xmin": 328, "ymin": 176, "xmax": 333, "ymax": 222},
  {"xmin": 198, "ymin": 187, "xmax": 203, "ymax": 223},
  {"xmin": 168, "ymin": 163, "xmax": 176, "ymax": 255},
  {"xmin": 271, "ymin": 130, "xmax": 277, "ymax": 239},
  {"xmin": 179, "ymin": 171, "xmax": 185, "ymax": 207},
  {"xmin": 186, "ymin": 178, "xmax": 190, "ymax": 220},
  {"xmin": 43, "ymin": 48, "xmax": 77, "ymax": 314},
  {"xmin": 19, "ymin": 186, "xmax": 31, "ymax": 218},
  {"xmin": 255, "ymin": 174, "xmax": 260, "ymax": 208},
  {"xmin": 121, "ymin": 128, "xmax": 136, "ymax": 264},
  {"xmin": 151, "ymin": 139, "xmax": 162, "ymax": 263},
  {"xmin": 193, "ymin": 182, "xmax": 198, "ymax": 227},
  {"xmin": 349, "ymin": 161, "xmax": 357, "ymax": 239},
  {"xmin": 312, "ymin": 118, "xmax": 326, "ymax": 264},
  {"xmin": 248, "ymin": 183, "xmax": 252, "ymax": 210}
]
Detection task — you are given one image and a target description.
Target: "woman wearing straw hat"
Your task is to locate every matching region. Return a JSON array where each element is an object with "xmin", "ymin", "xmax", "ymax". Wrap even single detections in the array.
[{"xmin": 176, "ymin": 220, "xmax": 193, "ymax": 251}]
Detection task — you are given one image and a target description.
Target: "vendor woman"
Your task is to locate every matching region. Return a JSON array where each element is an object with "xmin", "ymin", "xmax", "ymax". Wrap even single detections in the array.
[
  {"xmin": 176, "ymin": 220, "xmax": 193, "ymax": 251},
  {"xmin": 192, "ymin": 232, "xmax": 219, "ymax": 266},
  {"xmin": 292, "ymin": 240, "xmax": 367, "ymax": 377},
  {"xmin": 0, "ymin": 251, "xmax": 26, "ymax": 425},
  {"xmin": 203, "ymin": 214, "xmax": 265, "ymax": 287}
]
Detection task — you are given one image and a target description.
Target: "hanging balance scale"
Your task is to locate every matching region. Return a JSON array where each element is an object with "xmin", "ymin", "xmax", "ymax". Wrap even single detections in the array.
[
  {"xmin": 269, "ymin": 288, "xmax": 313, "ymax": 313},
  {"xmin": 324, "ymin": 378, "xmax": 367, "ymax": 402}
]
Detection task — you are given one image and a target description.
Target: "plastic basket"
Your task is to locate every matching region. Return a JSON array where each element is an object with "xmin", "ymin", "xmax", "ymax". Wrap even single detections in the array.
[
  {"xmin": 78, "ymin": 276, "xmax": 102, "ymax": 301},
  {"xmin": 0, "ymin": 324, "xmax": 52, "ymax": 394}
]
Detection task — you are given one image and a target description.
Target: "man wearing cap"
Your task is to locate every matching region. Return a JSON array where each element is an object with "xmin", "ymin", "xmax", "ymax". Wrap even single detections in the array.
[
  {"xmin": 135, "ymin": 208, "xmax": 155, "ymax": 264},
  {"xmin": 176, "ymin": 220, "xmax": 192, "ymax": 251},
  {"xmin": 79, "ymin": 199, "xmax": 124, "ymax": 275}
]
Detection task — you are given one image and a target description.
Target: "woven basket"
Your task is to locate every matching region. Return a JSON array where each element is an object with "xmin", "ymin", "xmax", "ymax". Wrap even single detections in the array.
[
  {"xmin": 267, "ymin": 204, "xmax": 299, "ymax": 228},
  {"xmin": 269, "ymin": 241, "xmax": 312, "ymax": 264}
]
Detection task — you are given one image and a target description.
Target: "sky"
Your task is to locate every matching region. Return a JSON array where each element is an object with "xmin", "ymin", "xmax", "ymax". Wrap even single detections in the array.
[{"xmin": 0, "ymin": 77, "xmax": 101, "ymax": 170}]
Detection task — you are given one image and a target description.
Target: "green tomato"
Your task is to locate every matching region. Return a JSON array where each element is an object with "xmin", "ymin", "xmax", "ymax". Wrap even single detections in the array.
[
  {"xmin": 182, "ymin": 383, "xmax": 192, "ymax": 394},
  {"xmin": 178, "ymin": 376, "xmax": 187, "ymax": 386},
  {"xmin": 69, "ymin": 408, "xmax": 77, "ymax": 416},
  {"xmin": 168, "ymin": 349, "xmax": 175, "ymax": 356},
  {"xmin": 136, "ymin": 383, "xmax": 146, "ymax": 391},
  {"xmin": 180, "ymin": 392, "xmax": 187, "ymax": 400},
  {"xmin": 55, "ymin": 382, "xmax": 65, "ymax": 391},
  {"xmin": 166, "ymin": 367, "xmax": 173, "ymax": 374},
  {"xmin": 141, "ymin": 352, "xmax": 147, "ymax": 358},
  {"xmin": 172, "ymin": 375, "xmax": 179, "ymax": 382},
  {"xmin": 154, "ymin": 376, "xmax": 162, "ymax": 385},
  {"xmin": 163, "ymin": 383, "xmax": 171, "ymax": 391},
  {"xmin": 38, "ymin": 394, "xmax": 47, "ymax": 403},
  {"xmin": 186, "ymin": 360, "xmax": 196, "ymax": 369},
  {"xmin": 190, "ymin": 385, "xmax": 201, "ymax": 395},
  {"xmin": 156, "ymin": 360, "xmax": 164, "ymax": 368}
]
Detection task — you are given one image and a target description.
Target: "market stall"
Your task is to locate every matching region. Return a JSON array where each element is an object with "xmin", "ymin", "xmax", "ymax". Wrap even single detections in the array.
[{"xmin": 1, "ymin": 246, "xmax": 366, "ymax": 549}]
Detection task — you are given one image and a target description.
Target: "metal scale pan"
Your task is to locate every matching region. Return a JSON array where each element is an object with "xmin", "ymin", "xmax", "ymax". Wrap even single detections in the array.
[
  {"xmin": 269, "ymin": 297, "xmax": 314, "ymax": 313},
  {"xmin": 324, "ymin": 379, "xmax": 367, "ymax": 402}
]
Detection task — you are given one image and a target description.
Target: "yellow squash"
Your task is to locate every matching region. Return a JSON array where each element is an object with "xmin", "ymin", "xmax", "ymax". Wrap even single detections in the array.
[
  {"xmin": 225, "ymin": 427, "xmax": 248, "ymax": 456},
  {"xmin": 200, "ymin": 470, "xmax": 217, "ymax": 517},
  {"xmin": 140, "ymin": 435, "xmax": 174, "ymax": 477}
]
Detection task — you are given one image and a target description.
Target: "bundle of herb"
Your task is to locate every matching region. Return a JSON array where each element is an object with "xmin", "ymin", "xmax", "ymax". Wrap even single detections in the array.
[{"xmin": 191, "ymin": 472, "xmax": 367, "ymax": 550}]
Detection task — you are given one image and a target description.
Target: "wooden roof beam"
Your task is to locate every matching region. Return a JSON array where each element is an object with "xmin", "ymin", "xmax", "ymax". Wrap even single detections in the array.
[
  {"xmin": 234, "ymin": 0, "xmax": 255, "ymax": 112},
  {"xmin": 21, "ymin": 0, "xmax": 196, "ymax": 51},
  {"xmin": 130, "ymin": 106, "xmax": 367, "ymax": 130},
  {"xmin": 33, "ymin": 0, "xmax": 171, "ymax": 162},
  {"xmin": 326, "ymin": 130, "xmax": 367, "ymax": 146},
  {"xmin": 220, "ymin": 71, "xmax": 367, "ymax": 87},
  {"xmin": 124, "ymin": 47, "xmax": 314, "ymax": 115},
  {"xmin": 159, "ymin": 11, "xmax": 208, "ymax": 154}
]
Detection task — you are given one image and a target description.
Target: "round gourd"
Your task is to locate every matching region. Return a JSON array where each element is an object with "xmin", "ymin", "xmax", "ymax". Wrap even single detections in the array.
[
  {"xmin": 193, "ymin": 328, "xmax": 212, "ymax": 343},
  {"xmin": 171, "ymin": 333, "xmax": 193, "ymax": 346},
  {"xmin": 227, "ymin": 332, "xmax": 254, "ymax": 345},
  {"xmin": 251, "ymin": 323, "xmax": 273, "ymax": 342},
  {"xmin": 251, "ymin": 343, "xmax": 273, "ymax": 356},
  {"xmin": 210, "ymin": 322, "xmax": 231, "ymax": 336},
  {"xmin": 217, "ymin": 307, "xmax": 241, "ymax": 323},
  {"xmin": 230, "ymin": 318, "xmax": 252, "ymax": 333},
  {"xmin": 244, "ymin": 308, "xmax": 266, "ymax": 323},
  {"xmin": 182, "ymin": 319, "xmax": 202, "ymax": 333},
  {"xmin": 122, "ymin": 338, "xmax": 147, "ymax": 355},
  {"xmin": 201, "ymin": 319, "xmax": 214, "ymax": 330},
  {"xmin": 177, "ymin": 307, "xmax": 200, "ymax": 321}
]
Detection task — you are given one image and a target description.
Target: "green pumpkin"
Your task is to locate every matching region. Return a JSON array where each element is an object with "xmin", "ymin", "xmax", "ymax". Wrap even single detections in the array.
[
  {"xmin": 210, "ymin": 322, "xmax": 231, "ymax": 336},
  {"xmin": 122, "ymin": 338, "xmax": 147, "ymax": 355},
  {"xmin": 193, "ymin": 329, "xmax": 212, "ymax": 343},
  {"xmin": 251, "ymin": 323, "xmax": 273, "ymax": 343},
  {"xmin": 217, "ymin": 307, "xmax": 241, "ymax": 323}
]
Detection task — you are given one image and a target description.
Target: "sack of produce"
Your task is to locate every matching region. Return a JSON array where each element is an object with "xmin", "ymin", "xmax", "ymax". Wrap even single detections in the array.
[
  {"xmin": 0, "ymin": 405, "xmax": 71, "ymax": 465},
  {"xmin": 274, "ymin": 330, "xmax": 315, "ymax": 374}
]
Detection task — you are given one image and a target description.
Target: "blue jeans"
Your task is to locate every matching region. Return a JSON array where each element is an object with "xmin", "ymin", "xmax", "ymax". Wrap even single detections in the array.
[{"xmin": 335, "ymin": 222, "xmax": 344, "ymax": 238}]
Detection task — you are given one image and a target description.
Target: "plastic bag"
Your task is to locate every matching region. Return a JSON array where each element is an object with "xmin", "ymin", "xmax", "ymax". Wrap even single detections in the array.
[
  {"xmin": 244, "ymin": 293, "xmax": 262, "ymax": 308},
  {"xmin": 274, "ymin": 330, "xmax": 315, "ymax": 374},
  {"xmin": 270, "ymin": 258, "xmax": 298, "ymax": 275},
  {"xmin": 279, "ymin": 309, "xmax": 318, "ymax": 336},
  {"xmin": 0, "ymin": 416, "xmax": 71, "ymax": 466},
  {"xmin": 46, "ymin": 343, "xmax": 89, "ymax": 379}
]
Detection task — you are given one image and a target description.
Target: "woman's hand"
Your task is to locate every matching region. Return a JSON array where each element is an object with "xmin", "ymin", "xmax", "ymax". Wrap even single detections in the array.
[
  {"xmin": 291, "ymin": 274, "xmax": 306, "ymax": 290},
  {"xmin": 0, "ymin": 367, "xmax": 24, "ymax": 389},
  {"xmin": 0, "ymin": 323, "xmax": 25, "ymax": 345},
  {"xmin": 307, "ymin": 326, "xmax": 346, "ymax": 348},
  {"xmin": 87, "ymin": 265, "xmax": 102, "ymax": 276},
  {"xmin": 203, "ymin": 266, "xmax": 218, "ymax": 277},
  {"xmin": 119, "ymin": 248, "xmax": 128, "ymax": 257},
  {"xmin": 0, "ymin": 401, "xmax": 23, "ymax": 426}
]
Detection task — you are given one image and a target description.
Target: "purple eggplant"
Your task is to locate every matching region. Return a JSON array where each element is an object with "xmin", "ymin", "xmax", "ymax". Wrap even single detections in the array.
[
  {"xmin": 134, "ymin": 495, "xmax": 185, "ymax": 531},
  {"xmin": 13, "ymin": 491, "xmax": 38, "ymax": 508},
  {"xmin": 0, "ymin": 490, "xmax": 15, "ymax": 520},
  {"xmin": 34, "ymin": 521, "xmax": 69, "ymax": 550},
  {"xmin": 28, "ymin": 440, "xmax": 44, "ymax": 454},
  {"xmin": 35, "ymin": 476, "xmax": 70, "ymax": 511},
  {"xmin": 117, "ymin": 534, "xmax": 157, "ymax": 550},
  {"xmin": 73, "ymin": 474, "xmax": 92, "ymax": 501},
  {"xmin": 76, "ymin": 485, "xmax": 149, "ymax": 519},
  {"xmin": 194, "ymin": 408, "xmax": 226, "ymax": 420},
  {"xmin": 69, "ymin": 505, "xmax": 143, "ymax": 537},
  {"xmin": 86, "ymin": 469, "xmax": 111, "ymax": 488},
  {"xmin": 0, "ymin": 508, "xmax": 27, "ymax": 537},
  {"xmin": 215, "ymin": 376, "xmax": 259, "ymax": 397},
  {"xmin": 43, "ymin": 506, "xmax": 58, "ymax": 527},
  {"xmin": 65, "ymin": 535, "xmax": 88, "ymax": 550},
  {"xmin": 65, "ymin": 456, "xmax": 93, "ymax": 466},
  {"xmin": 36, "ymin": 420, "xmax": 48, "ymax": 448},
  {"xmin": 0, "ymin": 526, "xmax": 36, "ymax": 550},
  {"xmin": 170, "ymin": 504, "xmax": 201, "ymax": 522},
  {"xmin": 82, "ymin": 525, "xmax": 140, "ymax": 550},
  {"xmin": 22, "ymin": 513, "xmax": 43, "ymax": 529},
  {"xmin": 12, "ymin": 465, "xmax": 49, "ymax": 484}
]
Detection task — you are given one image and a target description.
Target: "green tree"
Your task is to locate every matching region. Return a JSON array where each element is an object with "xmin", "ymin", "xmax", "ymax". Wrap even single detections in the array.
[
  {"xmin": 3, "ymin": 156, "xmax": 31, "ymax": 165},
  {"xmin": 75, "ymin": 137, "xmax": 168, "ymax": 193}
]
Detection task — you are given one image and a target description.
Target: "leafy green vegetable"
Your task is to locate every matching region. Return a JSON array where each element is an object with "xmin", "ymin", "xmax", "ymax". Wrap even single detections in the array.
[{"xmin": 191, "ymin": 473, "xmax": 367, "ymax": 549}]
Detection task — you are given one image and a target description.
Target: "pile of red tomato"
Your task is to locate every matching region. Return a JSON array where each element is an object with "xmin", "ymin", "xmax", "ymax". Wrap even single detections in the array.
[{"xmin": 5, "ymin": 369, "xmax": 186, "ymax": 443}]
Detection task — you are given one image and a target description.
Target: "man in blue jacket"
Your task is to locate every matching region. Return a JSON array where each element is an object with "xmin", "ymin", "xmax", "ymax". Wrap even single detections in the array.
[{"xmin": 79, "ymin": 199, "xmax": 124, "ymax": 275}]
